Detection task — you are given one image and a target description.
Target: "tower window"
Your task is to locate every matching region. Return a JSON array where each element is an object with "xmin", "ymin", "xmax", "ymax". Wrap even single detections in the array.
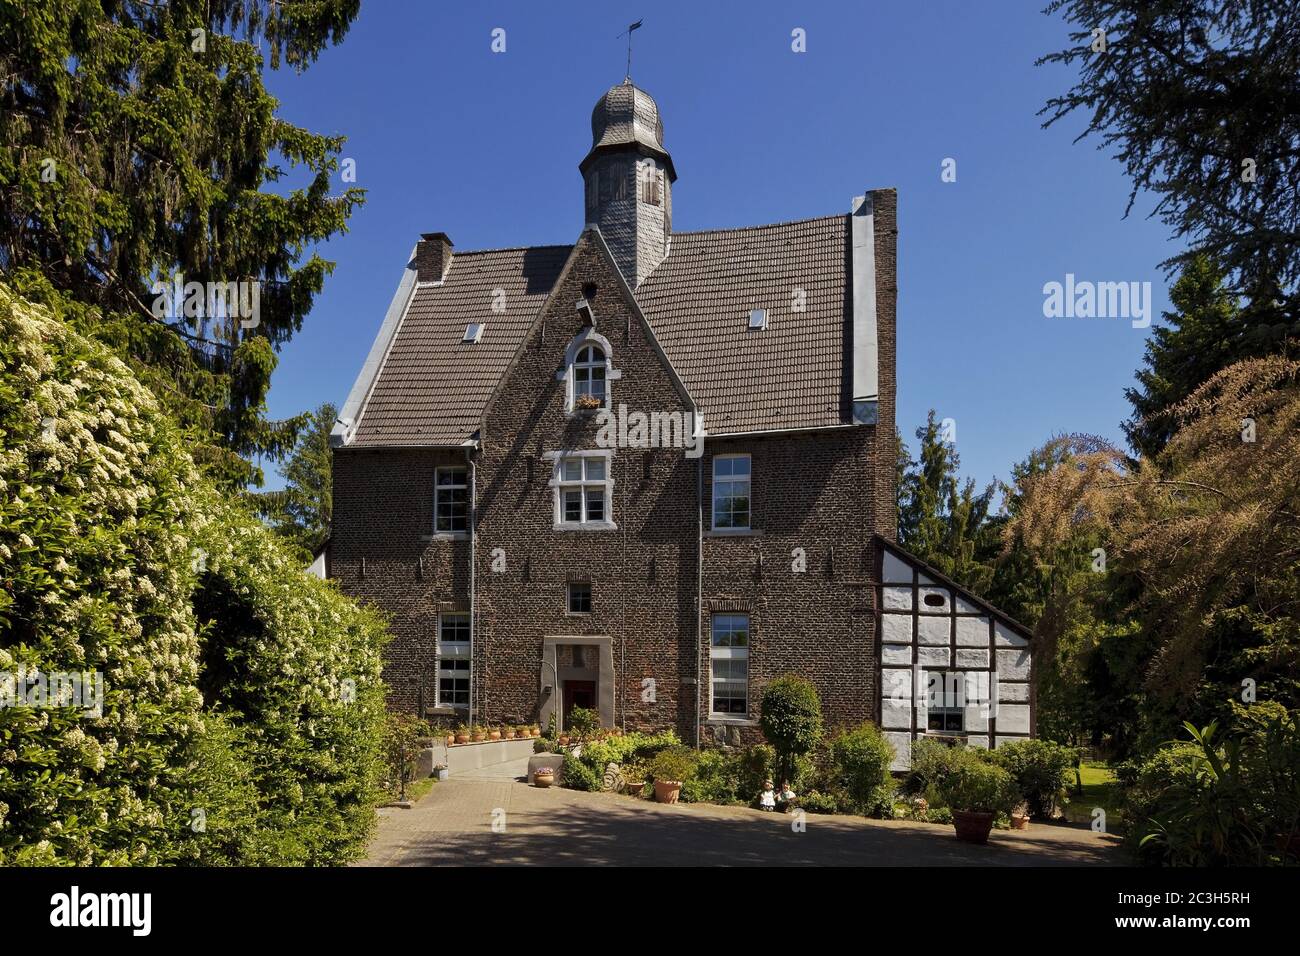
[{"xmin": 641, "ymin": 167, "xmax": 661, "ymax": 206}]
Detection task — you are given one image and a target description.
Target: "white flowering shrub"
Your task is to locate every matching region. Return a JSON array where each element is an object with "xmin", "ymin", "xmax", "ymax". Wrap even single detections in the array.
[{"xmin": 0, "ymin": 284, "xmax": 388, "ymax": 864}]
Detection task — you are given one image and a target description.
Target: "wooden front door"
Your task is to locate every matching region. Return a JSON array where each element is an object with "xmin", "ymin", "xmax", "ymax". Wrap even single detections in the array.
[{"xmin": 563, "ymin": 680, "xmax": 596, "ymax": 719}]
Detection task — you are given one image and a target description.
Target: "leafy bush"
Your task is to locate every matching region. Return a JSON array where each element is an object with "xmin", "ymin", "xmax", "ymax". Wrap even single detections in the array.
[
  {"xmin": 1128, "ymin": 715, "xmax": 1300, "ymax": 866},
  {"xmin": 648, "ymin": 746, "xmax": 698, "ymax": 784},
  {"xmin": 796, "ymin": 790, "xmax": 841, "ymax": 814},
  {"xmin": 829, "ymin": 723, "xmax": 895, "ymax": 814},
  {"xmin": 936, "ymin": 759, "xmax": 1021, "ymax": 814},
  {"xmin": 990, "ymin": 739, "xmax": 1075, "ymax": 818},
  {"xmin": 682, "ymin": 750, "xmax": 743, "ymax": 804},
  {"xmin": 567, "ymin": 707, "xmax": 600, "ymax": 738},
  {"xmin": 559, "ymin": 754, "xmax": 600, "ymax": 791},
  {"xmin": 557, "ymin": 731, "xmax": 679, "ymax": 791},
  {"xmin": 0, "ymin": 283, "xmax": 388, "ymax": 865},
  {"xmin": 902, "ymin": 737, "xmax": 975, "ymax": 798},
  {"xmin": 759, "ymin": 674, "xmax": 824, "ymax": 783}
]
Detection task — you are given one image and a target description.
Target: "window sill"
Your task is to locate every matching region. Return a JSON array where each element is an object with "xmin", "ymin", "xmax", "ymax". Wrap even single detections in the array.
[
  {"xmin": 564, "ymin": 611, "xmax": 592, "ymax": 618},
  {"xmin": 704, "ymin": 528, "xmax": 762, "ymax": 538},
  {"xmin": 423, "ymin": 532, "xmax": 469, "ymax": 542},
  {"xmin": 425, "ymin": 706, "xmax": 465, "ymax": 717},
  {"xmin": 704, "ymin": 716, "xmax": 758, "ymax": 727},
  {"xmin": 553, "ymin": 521, "xmax": 618, "ymax": 532}
]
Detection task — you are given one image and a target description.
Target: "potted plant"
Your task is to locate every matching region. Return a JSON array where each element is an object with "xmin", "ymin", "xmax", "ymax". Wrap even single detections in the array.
[
  {"xmin": 1010, "ymin": 803, "xmax": 1030, "ymax": 830},
  {"xmin": 489, "ymin": 726, "xmax": 502, "ymax": 741},
  {"xmin": 558, "ymin": 733, "xmax": 571, "ymax": 747},
  {"xmin": 533, "ymin": 766, "xmax": 556, "ymax": 788},
  {"xmin": 445, "ymin": 729, "xmax": 456, "ymax": 747},
  {"xmin": 621, "ymin": 761, "xmax": 647, "ymax": 796},
  {"xmin": 575, "ymin": 393, "xmax": 602, "ymax": 412},
  {"xmin": 454, "ymin": 724, "xmax": 470, "ymax": 746},
  {"xmin": 434, "ymin": 764, "xmax": 449, "ymax": 782},
  {"xmin": 937, "ymin": 760, "xmax": 1021, "ymax": 845},
  {"xmin": 649, "ymin": 746, "xmax": 697, "ymax": 804},
  {"xmin": 502, "ymin": 725, "xmax": 516, "ymax": 740},
  {"xmin": 471, "ymin": 726, "xmax": 487, "ymax": 743}
]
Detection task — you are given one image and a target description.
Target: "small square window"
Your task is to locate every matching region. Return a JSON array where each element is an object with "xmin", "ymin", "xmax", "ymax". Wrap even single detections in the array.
[
  {"xmin": 568, "ymin": 582, "xmax": 591, "ymax": 614},
  {"xmin": 463, "ymin": 323, "xmax": 484, "ymax": 343},
  {"xmin": 748, "ymin": 308, "xmax": 767, "ymax": 330}
]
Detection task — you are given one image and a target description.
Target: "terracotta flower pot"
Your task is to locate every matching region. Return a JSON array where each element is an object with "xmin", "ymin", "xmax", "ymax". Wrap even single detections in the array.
[
  {"xmin": 624, "ymin": 779, "xmax": 646, "ymax": 796},
  {"xmin": 489, "ymin": 729, "xmax": 502, "ymax": 740},
  {"xmin": 445, "ymin": 734, "xmax": 455, "ymax": 747},
  {"xmin": 953, "ymin": 810, "xmax": 996, "ymax": 844},
  {"xmin": 503, "ymin": 728, "xmax": 515, "ymax": 739},
  {"xmin": 1010, "ymin": 812, "xmax": 1030, "ymax": 830},
  {"xmin": 653, "ymin": 780, "xmax": 682, "ymax": 804},
  {"xmin": 471, "ymin": 731, "xmax": 485, "ymax": 742},
  {"xmin": 533, "ymin": 772, "xmax": 555, "ymax": 788},
  {"xmin": 558, "ymin": 735, "xmax": 570, "ymax": 746},
  {"xmin": 455, "ymin": 733, "xmax": 470, "ymax": 745}
]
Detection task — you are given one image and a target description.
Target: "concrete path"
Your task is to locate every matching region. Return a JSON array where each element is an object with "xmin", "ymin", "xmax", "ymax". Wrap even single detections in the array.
[{"xmin": 361, "ymin": 757, "xmax": 1124, "ymax": 867}]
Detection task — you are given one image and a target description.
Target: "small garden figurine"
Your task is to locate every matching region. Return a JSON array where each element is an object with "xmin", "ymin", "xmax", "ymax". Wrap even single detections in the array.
[
  {"xmin": 759, "ymin": 779, "xmax": 777, "ymax": 811},
  {"xmin": 778, "ymin": 780, "xmax": 797, "ymax": 812}
]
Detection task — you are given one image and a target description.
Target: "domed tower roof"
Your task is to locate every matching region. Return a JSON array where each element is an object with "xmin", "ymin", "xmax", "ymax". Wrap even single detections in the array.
[{"xmin": 580, "ymin": 79, "xmax": 677, "ymax": 182}]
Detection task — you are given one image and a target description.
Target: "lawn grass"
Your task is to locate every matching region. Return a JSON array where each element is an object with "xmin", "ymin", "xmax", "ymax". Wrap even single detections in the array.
[{"xmin": 1062, "ymin": 761, "xmax": 1124, "ymax": 829}]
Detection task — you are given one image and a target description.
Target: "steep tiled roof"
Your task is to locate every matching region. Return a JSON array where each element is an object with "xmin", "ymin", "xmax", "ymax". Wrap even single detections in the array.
[
  {"xmin": 637, "ymin": 214, "xmax": 848, "ymax": 433},
  {"xmin": 350, "ymin": 245, "xmax": 571, "ymax": 446},
  {"xmin": 349, "ymin": 214, "xmax": 852, "ymax": 446}
]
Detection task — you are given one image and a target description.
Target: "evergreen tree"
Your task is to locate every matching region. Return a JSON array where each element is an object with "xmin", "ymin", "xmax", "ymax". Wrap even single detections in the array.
[
  {"xmin": 254, "ymin": 402, "xmax": 335, "ymax": 561},
  {"xmin": 897, "ymin": 410, "xmax": 999, "ymax": 595},
  {"xmin": 1040, "ymin": 0, "xmax": 1300, "ymax": 332},
  {"xmin": 1124, "ymin": 255, "xmax": 1248, "ymax": 458},
  {"xmin": 0, "ymin": 0, "xmax": 364, "ymax": 488}
]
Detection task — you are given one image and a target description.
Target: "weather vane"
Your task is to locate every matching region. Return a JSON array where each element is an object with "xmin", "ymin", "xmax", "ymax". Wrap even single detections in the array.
[{"xmin": 618, "ymin": 19, "xmax": 643, "ymax": 82}]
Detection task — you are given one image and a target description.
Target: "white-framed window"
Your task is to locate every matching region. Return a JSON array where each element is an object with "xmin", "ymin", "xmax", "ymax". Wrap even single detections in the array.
[
  {"xmin": 711, "ymin": 454, "xmax": 751, "ymax": 530},
  {"xmin": 550, "ymin": 451, "xmax": 615, "ymax": 529},
  {"xmin": 437, "ymin": 613, "xmax": 470, "ymax": 708},
  {"xmin": 710, "ymin": 614, "xmax": 749, "ymax": 716},
  {"xmin": 560, "ymin": 330, "xmax": 619, "ymax": 414},
  {"xmin": 434, "ymin": 467, "xmax": 468, "ymax": 533},
  {"xmin": 574, "ymin": 345, "xmax": 607, "ymax": 407},
  {"xmin": 926, "ymin": 671, "xmax": 965, "ymax": 733}
]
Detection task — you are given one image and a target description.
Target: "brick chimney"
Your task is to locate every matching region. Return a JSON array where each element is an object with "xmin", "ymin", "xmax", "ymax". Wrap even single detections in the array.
[{"xmin": 416, "ymin": 232, "xmax": 453, "ymax": 282}]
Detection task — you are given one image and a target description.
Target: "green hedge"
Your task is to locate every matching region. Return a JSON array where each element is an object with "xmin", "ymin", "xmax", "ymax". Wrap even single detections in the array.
[{"xmin": 0, "ymin": 283, "xmax": 388, "ymax": 865}]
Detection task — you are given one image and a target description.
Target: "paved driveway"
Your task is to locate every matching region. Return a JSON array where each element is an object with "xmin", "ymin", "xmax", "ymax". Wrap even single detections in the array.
[{"xmin": 360, "ymin": 758, "xmax": 1124, "ymax": 867}]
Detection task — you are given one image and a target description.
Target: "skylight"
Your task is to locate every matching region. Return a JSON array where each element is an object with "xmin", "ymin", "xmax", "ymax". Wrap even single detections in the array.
[
  {"xmin": 748, "ymin": 308, "xmax": 767, "ymax": 331},
  {"xmin": 463, "ymin": 323, "xmax": 484, "ymax": 343}
]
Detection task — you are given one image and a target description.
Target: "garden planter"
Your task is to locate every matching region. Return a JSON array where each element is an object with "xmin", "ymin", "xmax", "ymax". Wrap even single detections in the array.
[
  {"xmin": 533, "ymin": 772, "xmax": 555, "ymax": 788},
  {"xmin": 624, "ymin": 779, "xmax": 646, "ymax": 797},
  {"xmin": 455, "ymin": 733, "xmax": 470, "ymax": 745},
  {"xmin": 471, "ymin": 732, "xmax": 486, "ymax": 743},
  {"xmin": 653, "ymin": 780, "xmax": 682, "ymax": 804},
  {"xmin": 558, "ymin": 735, "xmax": 570, "ymax": 747},
  {"xmin": 489, "ymin": 729, "xmax": 502, "ymax": 740},
  {"xmin": 1010, "ymin": 812, "xmax": 1030, "ymax": 830},
  {"xmin": 953, "ymin": 810, "xmax": 996, "ymax": 844},
  {"xmin": 435, "ymin": 767, "xmax": 449, "ymax": 782},
  {"xmin": 503, "ymin": 728, "xmax": 515, "ymax": 739},
  {"xmin": 445, "ymin": 734, "xmax": 455, "ymax": 747}
]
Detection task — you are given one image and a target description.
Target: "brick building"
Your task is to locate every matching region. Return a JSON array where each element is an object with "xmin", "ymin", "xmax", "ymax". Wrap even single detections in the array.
[{"xmin": 329, "ymin": 80, "xmax": 1033, "ymax": 767}]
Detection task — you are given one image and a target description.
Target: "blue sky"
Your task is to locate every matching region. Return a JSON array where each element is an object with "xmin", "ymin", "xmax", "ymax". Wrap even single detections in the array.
[{"xmin": 261, "ymin": 0, "xmax": 1180, "ymax": 494}]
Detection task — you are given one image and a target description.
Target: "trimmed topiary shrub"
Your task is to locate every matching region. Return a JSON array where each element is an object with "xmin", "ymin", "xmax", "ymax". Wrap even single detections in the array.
[
  {"xmin": 759, "ymin": 674, "xmax": 823, "ymax": 785},
  {"xmin": 989, "ymin": 739, "xmax": 1075, "ymax": 818},
  {"xmin": 829, "ymin": 723, "xmax": 896, "ymax": 814},
  {"xmin": 0, "ymin": 283, "xmax": 388, "ymax": 865}
]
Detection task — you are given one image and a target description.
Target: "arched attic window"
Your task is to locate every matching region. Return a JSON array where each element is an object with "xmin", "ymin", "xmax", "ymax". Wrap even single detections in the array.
[{"xmin": 560, "ymin": 330, "xmax": 619, "ymax": 413}]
